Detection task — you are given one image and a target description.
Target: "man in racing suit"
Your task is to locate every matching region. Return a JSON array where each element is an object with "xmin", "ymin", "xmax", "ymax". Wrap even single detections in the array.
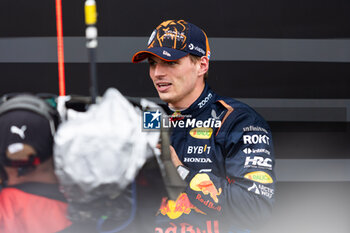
[{"xmin": 132, "ymin": 19, "xmax": 275, "ymax": 233}]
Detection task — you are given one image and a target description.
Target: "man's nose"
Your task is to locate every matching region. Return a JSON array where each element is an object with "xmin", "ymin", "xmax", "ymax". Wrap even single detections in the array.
[{"xmin": 153, "ymin": 63, "xmax": 166, "ymax": 77}]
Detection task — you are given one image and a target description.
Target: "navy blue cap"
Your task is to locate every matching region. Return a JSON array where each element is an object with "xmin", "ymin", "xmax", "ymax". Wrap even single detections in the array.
[{"xmin": 132, "ymin": 20, "xmax": 211, "ymax": 63}]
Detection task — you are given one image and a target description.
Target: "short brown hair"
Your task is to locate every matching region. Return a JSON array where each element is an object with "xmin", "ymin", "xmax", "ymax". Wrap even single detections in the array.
[{"xmin": 189, "ymin": 55, "xmax": 209, "ymax": 80}]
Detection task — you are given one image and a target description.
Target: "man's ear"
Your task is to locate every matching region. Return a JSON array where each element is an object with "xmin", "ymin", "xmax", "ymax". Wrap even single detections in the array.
[{"xmin": 198, "ymin": 56, "xmax": 209, "ymax": 77}]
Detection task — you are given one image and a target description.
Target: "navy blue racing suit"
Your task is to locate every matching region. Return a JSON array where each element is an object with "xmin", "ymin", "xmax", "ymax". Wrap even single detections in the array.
[{"xmin": 155, "ymin": 84, "xmax": 276, "ymax": 233}]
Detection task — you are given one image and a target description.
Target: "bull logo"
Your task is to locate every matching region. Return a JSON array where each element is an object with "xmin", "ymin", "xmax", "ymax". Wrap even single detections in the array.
[
  {"xmin": 190, "ymin": 173, "xmax": 222, "ymax": 203},
  {"xmin": 149, "ymin": 20, "xmax": 188, "ymax": 50},
  {"xmin": 158, "ymin": 193, "xmax": 205, "ymax": 219}
]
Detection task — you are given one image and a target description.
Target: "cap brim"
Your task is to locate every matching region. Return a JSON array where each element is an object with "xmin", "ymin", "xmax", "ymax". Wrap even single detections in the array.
[{"xmin": 132, "ymin": 47, "xmax": 188, "ymax": 63}]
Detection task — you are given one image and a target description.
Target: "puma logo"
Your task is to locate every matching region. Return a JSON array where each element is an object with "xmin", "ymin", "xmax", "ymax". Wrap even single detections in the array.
[{"xmin": 10, "ymin": 125, "xmax": 27, "ymax": 139}]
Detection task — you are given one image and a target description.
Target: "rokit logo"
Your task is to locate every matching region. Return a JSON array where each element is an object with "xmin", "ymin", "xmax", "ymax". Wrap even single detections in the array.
[
  {"xmin": 244, "ymin": 156, "xmax": 272, "ymax": 170},
  {"xmin": 187, "ymin": 145, "xmax": 211, "ymax": 154},
  {"xmin": 243, "ymin": 134, "xmax": 270, "ymax": 145}
]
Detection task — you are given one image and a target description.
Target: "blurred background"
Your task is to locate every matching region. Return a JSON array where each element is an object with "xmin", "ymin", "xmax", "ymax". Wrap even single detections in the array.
[{"xmin": 1, "ymin": 0, "xmax": 349, "ymax": 232}]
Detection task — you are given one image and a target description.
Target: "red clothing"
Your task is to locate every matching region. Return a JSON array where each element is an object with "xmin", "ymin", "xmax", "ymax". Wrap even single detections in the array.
[{"xmin": 0, "ymin": 184, "xmax": 72, "ymax": 233}]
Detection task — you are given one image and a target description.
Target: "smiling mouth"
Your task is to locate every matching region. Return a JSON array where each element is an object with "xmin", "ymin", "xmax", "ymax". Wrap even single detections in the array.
[
  {"xmin": 156, "ymin": 82, "xmax": 172, "ymax": 92},
  {"xmin": 157, "ymin": 83, "xmax": 171, "ymax": 87}
]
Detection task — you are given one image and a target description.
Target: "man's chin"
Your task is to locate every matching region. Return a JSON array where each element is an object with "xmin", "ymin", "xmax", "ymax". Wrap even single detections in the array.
[{"xmin": 158, "ymin": 93, "xmax": 174, "ymax": 104}]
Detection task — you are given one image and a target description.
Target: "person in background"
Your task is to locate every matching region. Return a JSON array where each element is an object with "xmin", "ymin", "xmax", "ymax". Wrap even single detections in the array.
[
  {"xmin": 0, "ymin": 95, "xmax": 71, "ymax": 233},
  {"xmin": 132, "ymin": 19, "xmax": 276, "ymax": 233}
]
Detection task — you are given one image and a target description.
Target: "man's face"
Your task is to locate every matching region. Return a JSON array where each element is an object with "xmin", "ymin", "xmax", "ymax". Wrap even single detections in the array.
[{"xmin": 148, "ymin": 55, "xmax": 205, "ymax": 109}]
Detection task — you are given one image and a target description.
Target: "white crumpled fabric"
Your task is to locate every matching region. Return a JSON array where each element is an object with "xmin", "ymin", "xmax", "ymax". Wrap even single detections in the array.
[{"xmin": 54, "ymin": 88, "xmax": 160, "ymax": 203}]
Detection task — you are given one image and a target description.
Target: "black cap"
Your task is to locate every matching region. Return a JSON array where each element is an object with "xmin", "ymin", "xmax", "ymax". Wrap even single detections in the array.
[{"xmin": 0, "ymin": 110, "xmax": 53, "ymax": 167}]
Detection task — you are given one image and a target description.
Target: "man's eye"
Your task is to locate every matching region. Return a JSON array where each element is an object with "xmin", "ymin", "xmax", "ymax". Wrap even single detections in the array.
[
  {"xmin": 166, "ymin": 61, "xmax": 176, "ymax": 65},
  {"xmin": 148, "ymin": 60, "xmax": 156, "ymax": 66}
]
